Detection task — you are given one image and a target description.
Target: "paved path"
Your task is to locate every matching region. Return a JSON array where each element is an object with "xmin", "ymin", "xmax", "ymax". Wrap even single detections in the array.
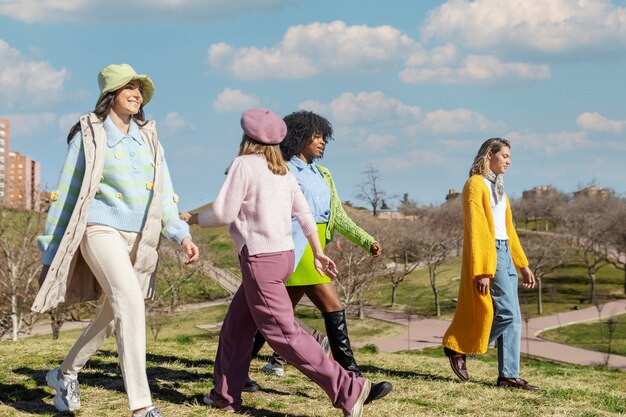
[{"xmin": 353, "ymin": 299, "xmax": 626, "ymax": 370}]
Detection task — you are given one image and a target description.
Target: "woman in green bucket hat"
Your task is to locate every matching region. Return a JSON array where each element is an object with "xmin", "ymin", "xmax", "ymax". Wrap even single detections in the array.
[{"xmin": 33, "ymin": 64, "xmax": 199, "ymax": 417}]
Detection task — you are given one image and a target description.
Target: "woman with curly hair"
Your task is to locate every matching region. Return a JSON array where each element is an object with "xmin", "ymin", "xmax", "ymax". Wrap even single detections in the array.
[
  {"xmin": 185, "ymin": 108, "xmax": 391, "ymax": 416},
  {"xmin": 256, "ymin": 111, "xmax": 387, "ymax": 387}
]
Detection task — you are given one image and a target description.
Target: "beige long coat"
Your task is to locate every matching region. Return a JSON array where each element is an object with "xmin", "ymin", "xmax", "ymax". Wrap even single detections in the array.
[{"xmin": 32, "ymin": 113, "xmax": 164, "ymax": 313}]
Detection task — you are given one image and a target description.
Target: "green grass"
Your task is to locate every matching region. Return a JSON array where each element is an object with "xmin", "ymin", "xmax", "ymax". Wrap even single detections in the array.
[
  {"xmin": 1, "ymin": 304, "xmax": 624, "ymax": 417},
  {"xmin": 364, "ymin": 258, "xmax": 463, "ymax": 319},
  {"xmin": 154, "ymin": 255, "xmax": 230, "ymax": 305},
  {"xmin": 187, "ymin": 224, "xmax": 240, "ymax": 273},
  {"xmin": 540, "ymin": 313, "xmax": 626, "ymax": 357},
  {"xmin": 516, "ymin": 218, "xmax": 557, "ymax": 232}
]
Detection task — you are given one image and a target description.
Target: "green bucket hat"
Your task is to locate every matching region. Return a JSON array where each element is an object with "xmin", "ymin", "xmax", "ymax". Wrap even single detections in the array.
[{"xmin": 96, "ymin": 63, "xmax": 155, "ymax": 107}]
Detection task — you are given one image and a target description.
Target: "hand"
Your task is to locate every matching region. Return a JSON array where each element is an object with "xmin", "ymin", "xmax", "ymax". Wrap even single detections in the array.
[
  {"xmin": 520, "ymin": 266, "xmax": 536, "ymax": 289},
  {"xmin": 181, "ymin": 237, "xmax": 199, "ymax": 264},
  {"xmin": 179, "ymin": 212, "xmax": 198, "ymax": 225},
  {"xmin": 313, "ymin": 253, "xmax": 339, "ymax": 280},
  {"xmin": 370, "ymin": 242, "xmax": 382, "ymax": 258},
  {"xmin": 39, "ymin": 265, "xmax": 50, "ymax": 288},
  {"xmin": 476, "ymin": 277, "xmax": 490, "ymax": 295}
]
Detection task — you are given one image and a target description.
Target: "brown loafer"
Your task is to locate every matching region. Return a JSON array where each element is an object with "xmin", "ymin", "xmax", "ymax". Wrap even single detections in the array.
[
  {"xmin": 444, "ymin": 347, "xmax": 469, "ymax": 381},
  {"xmin": 496, "ymin": 377, "xmax": 540, "ymax": 392}
]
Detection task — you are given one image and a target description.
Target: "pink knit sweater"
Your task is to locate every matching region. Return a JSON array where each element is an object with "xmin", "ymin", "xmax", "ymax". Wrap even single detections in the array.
[{"xmin": 198, "ymin": 154, "xmax": 317, "ymax": 256}]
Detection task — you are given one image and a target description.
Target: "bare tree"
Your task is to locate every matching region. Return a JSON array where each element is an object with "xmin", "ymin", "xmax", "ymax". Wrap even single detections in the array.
[
  {"xmin": 513, "ymin": 187, "xmax": 568, "ymax": 231},
  {"xmin": 157, "ymin": 242, "xmax": 197, "ymax": 312},
  {"xmin": 356, "ymin": 164, "xmax": 388, "ymax": 217},
  {"xmin": 559, "ymin": 193, "xmax": 612, "ymax": 304},
  {"xmin": 397, "ymin": 193, "xmax": 419, "ymax": 220},
  {"xmin": 521, "ymin": 234, "xmax": 569, "ymax": 314},
  {"xmin": 603, "ymin": 197, "xmax": 626, "ymax": 293},
  {"xmin": 0, "ymin": 208, "xmax": 44, "ymax": 340},
  {"xmin": 377, "ymin": 224, "xmax": 421, "ymax": 307},
  {"xmin": 326, "ymin": 236, "xmax": 380, "ymax": 319}
]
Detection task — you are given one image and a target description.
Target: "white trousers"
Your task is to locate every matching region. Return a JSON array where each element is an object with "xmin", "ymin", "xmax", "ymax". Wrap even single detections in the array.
[{"xmin": 60, "ymin": 224, "xmax": 151, "ymax": 410}]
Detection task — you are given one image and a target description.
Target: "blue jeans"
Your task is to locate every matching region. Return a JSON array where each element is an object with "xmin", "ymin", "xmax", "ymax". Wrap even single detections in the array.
[{"xmin": 488, "ymin": 240, "xmax": 522, "ymax": 378}]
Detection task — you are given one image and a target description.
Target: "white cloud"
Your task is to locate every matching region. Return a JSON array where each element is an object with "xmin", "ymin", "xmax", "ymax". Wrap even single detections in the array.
[
  {"xmin": 0, "ymin": 40, "xmax": 68, "ymax": 110},
  {"xmin": 422, "ymin": 0, "xmax": 626, "ymax": 54},
  {"xmin": 207, "ymin": 20, "xmax": 553, "ymax": 85},
  {"xmin": 58, "ymin": 112, "xmax": 81, "ymax": 134},
  {"xmin": 417, "ymin": 109, "xmax": 507, "ymax": 134},
  {"xmin": 208, "ymin": 20, "xmax": 416, "ymax": 80},
  {"xmin": 508, "ymin": 130, "xmax": 590, "ymax": 154},
  {"xmin": 400, "ymin": 54, "xmax": 550, "ymax": 85},
  {"xmin": 375, "ymin": 150, "xmax": 447, "ymax": 171},
  {"xmin": 1, "ymin": 113, "xmax": 58, "ymax": 136},
  {"xmin": 0, "ymin": 0, "xmax": 290, "ymax": 23},
  {"xmin": 362, "ymin": 134, "xmax": 397, "ymax": 152},
  {"xmin": 160, "ymin": 112, "xmax": 195, "ymax": 132},
  {"xmin": 300, "ymin": 91, "xmax": 422, "ymax": 125},
  {"xmin": 212, "ymin": 88, "xmax": 260, "ymax": 113},
  {"xmin": 576, "ymin": 112, "xmax": 626, "ymax": 133},
  {"xmin": 301, "ymin": 91, "xmax": 503, "ymax": 135}
]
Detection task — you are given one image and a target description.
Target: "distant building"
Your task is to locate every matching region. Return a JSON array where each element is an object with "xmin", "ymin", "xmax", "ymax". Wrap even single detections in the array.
[
  {"xmin": 522, "ymin": 185, "xmax": 558, "ymax": 199},
  {"xmin": 4, "ymin": 151, "xmax": 41, "ymax": 210},
  {"xmin": 0, "ymin": 119, "xmax": 10, "ymax": 205},
  {"xmin": 445, "ymin": 188, "xmax": 460, "ymax": 201},
  {"xmin": 573, "ymin": 186, "xmax": 612, "ymax": 200},
  {"xmin": 0, "ymin": 119, "xmax": 44, "ymax": 211}
]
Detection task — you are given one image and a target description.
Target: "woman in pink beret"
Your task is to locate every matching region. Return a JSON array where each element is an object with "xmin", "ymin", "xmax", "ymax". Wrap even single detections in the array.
[{"xmin": 184, "ymin": 108, "xmax": 391, "ymax": 416}]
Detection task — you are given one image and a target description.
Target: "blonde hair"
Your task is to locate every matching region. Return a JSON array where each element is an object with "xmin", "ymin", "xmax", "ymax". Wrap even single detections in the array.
[
  {"xmin": 239, "ymin": 134, "xmax": 288, "ymax": 175},
  {"xmin": 469, "ymin": 137, "xmax": 511, "ymax": 177}
]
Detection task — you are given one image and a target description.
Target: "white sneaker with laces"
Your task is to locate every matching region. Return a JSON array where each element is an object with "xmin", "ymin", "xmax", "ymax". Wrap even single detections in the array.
[
  {"xmin": 261, "ymin": 360, "xmax": 285, "ymax": 376},
  {"xmin": 45, "ymin": 366, "xmax": 80, "ymax": 412},
  {"xmin": 132, "ymin": 406, "xmax": 166, "ymax": 417}
]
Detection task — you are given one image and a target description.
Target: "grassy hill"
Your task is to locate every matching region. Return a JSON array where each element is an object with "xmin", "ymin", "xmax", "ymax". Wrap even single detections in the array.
[{"xmin": 0, "ymin": 304, "xmax": 624, "ymax": 417}]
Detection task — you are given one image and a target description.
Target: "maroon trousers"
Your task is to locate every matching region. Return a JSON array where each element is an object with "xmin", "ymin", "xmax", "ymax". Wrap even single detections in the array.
[{"xmin": 209, "ymin": 246, "xmax": 363, "ymax": 413}]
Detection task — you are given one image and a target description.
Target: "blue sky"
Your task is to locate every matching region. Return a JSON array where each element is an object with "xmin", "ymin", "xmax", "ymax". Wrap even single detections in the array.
[{"xmin": 1, "ymin": 0, "xmax": 626, "ymax": 210}]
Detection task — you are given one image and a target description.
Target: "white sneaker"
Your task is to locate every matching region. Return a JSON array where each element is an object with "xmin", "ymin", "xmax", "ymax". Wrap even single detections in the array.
[
  {"xmin": 261, "ymin": 360, "xmax": 285, "ymax": 376},
  {"xmin": 132, "ymin": 406, "xmax": 165, "ymax": 417},
  {"xmin": 45, "ymin": 367, "xmax": 80, "ymax": 412},
  {"xmin": 320, "ymin": 335, "xmax": 332, "ymax": 359},
  {"xmin": 346, "ymin": 379, "xmax": 371, "ymax": 417}
]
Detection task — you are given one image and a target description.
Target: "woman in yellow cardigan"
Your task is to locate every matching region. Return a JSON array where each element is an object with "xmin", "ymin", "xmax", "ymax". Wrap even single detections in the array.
[{"xmin": 442, "ymin": 138, "xmax": 539, "ymax": 391}]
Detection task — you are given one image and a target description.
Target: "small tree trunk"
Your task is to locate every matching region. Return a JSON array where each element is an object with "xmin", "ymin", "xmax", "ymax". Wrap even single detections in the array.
[
  {"xmin": 537, "ymin": 276, "xmax": 543, "ymax": 315},
  {"xmin": 11, "ymin": 292, "xmax": 19, "ymax": 341},
  {"xmin": 589, "ymin": 271, "xmax": 597, "ymax": 305},
  {"xmin": 390, "ymin": 284, "xmax": 397, "ymax": 307}
]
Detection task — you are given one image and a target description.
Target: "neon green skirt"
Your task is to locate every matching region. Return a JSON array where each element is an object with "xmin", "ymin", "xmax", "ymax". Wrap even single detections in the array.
[{"xmin": 285, "ymin": 223, "xmax": 331, "ymax": 287}]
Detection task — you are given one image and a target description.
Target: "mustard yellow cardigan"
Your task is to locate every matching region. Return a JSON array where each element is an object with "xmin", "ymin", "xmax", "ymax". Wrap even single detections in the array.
[{"xmin": 442, "ymin": 175, "xmax": 528, "ymax": 354}]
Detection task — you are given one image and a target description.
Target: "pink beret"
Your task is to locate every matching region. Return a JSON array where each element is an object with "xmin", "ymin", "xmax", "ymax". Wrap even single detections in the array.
[{"xmin": 240, "ymin": 108, "xmax": 287, "ymax": 145}]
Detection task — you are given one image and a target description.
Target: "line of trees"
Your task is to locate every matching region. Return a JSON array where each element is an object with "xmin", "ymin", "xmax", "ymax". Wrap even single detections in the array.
[{"xmin": 332, "ymin": 172, "xmax": 626, "ymax": 317}]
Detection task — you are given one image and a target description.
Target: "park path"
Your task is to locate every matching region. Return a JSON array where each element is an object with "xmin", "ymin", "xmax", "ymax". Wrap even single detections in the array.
[{"xmin": 352, "ymin": 299, "xmax": 626, "ymax": 370}]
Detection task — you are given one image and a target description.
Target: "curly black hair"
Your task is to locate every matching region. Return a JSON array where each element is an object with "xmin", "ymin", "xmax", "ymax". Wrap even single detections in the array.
[{"xmin": 280, "ymin": 110, "xmax": 334, "ymax": 161}]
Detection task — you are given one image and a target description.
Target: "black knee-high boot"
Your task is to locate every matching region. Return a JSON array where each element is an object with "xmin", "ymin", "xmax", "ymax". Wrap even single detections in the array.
[
  {"xmin": 251, "ymin": 330, "xmax": 266, "ymax": 358},
  {"xmin": 323, "ymin": 310, "xmax": 361, "ymax": 377}
]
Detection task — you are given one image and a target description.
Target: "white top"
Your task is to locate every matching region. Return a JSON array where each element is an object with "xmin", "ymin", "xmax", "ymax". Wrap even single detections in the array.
[
  {"xmin": 483, "ymin": 176, "xmax": 509, "ymax": 240},
  {"xmin": 198, "ymin": 154, "xmax": 317, "ymax": 256}
]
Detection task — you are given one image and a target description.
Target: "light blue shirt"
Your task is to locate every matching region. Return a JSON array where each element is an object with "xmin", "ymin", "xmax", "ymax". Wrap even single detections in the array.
[
  {"xmin": 37, "ymin": 116, "xmax": 189, "ymax": 264},
  {"xmin": 288, "ymin": 156, "xmax": 331, "ymax": 268}
]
